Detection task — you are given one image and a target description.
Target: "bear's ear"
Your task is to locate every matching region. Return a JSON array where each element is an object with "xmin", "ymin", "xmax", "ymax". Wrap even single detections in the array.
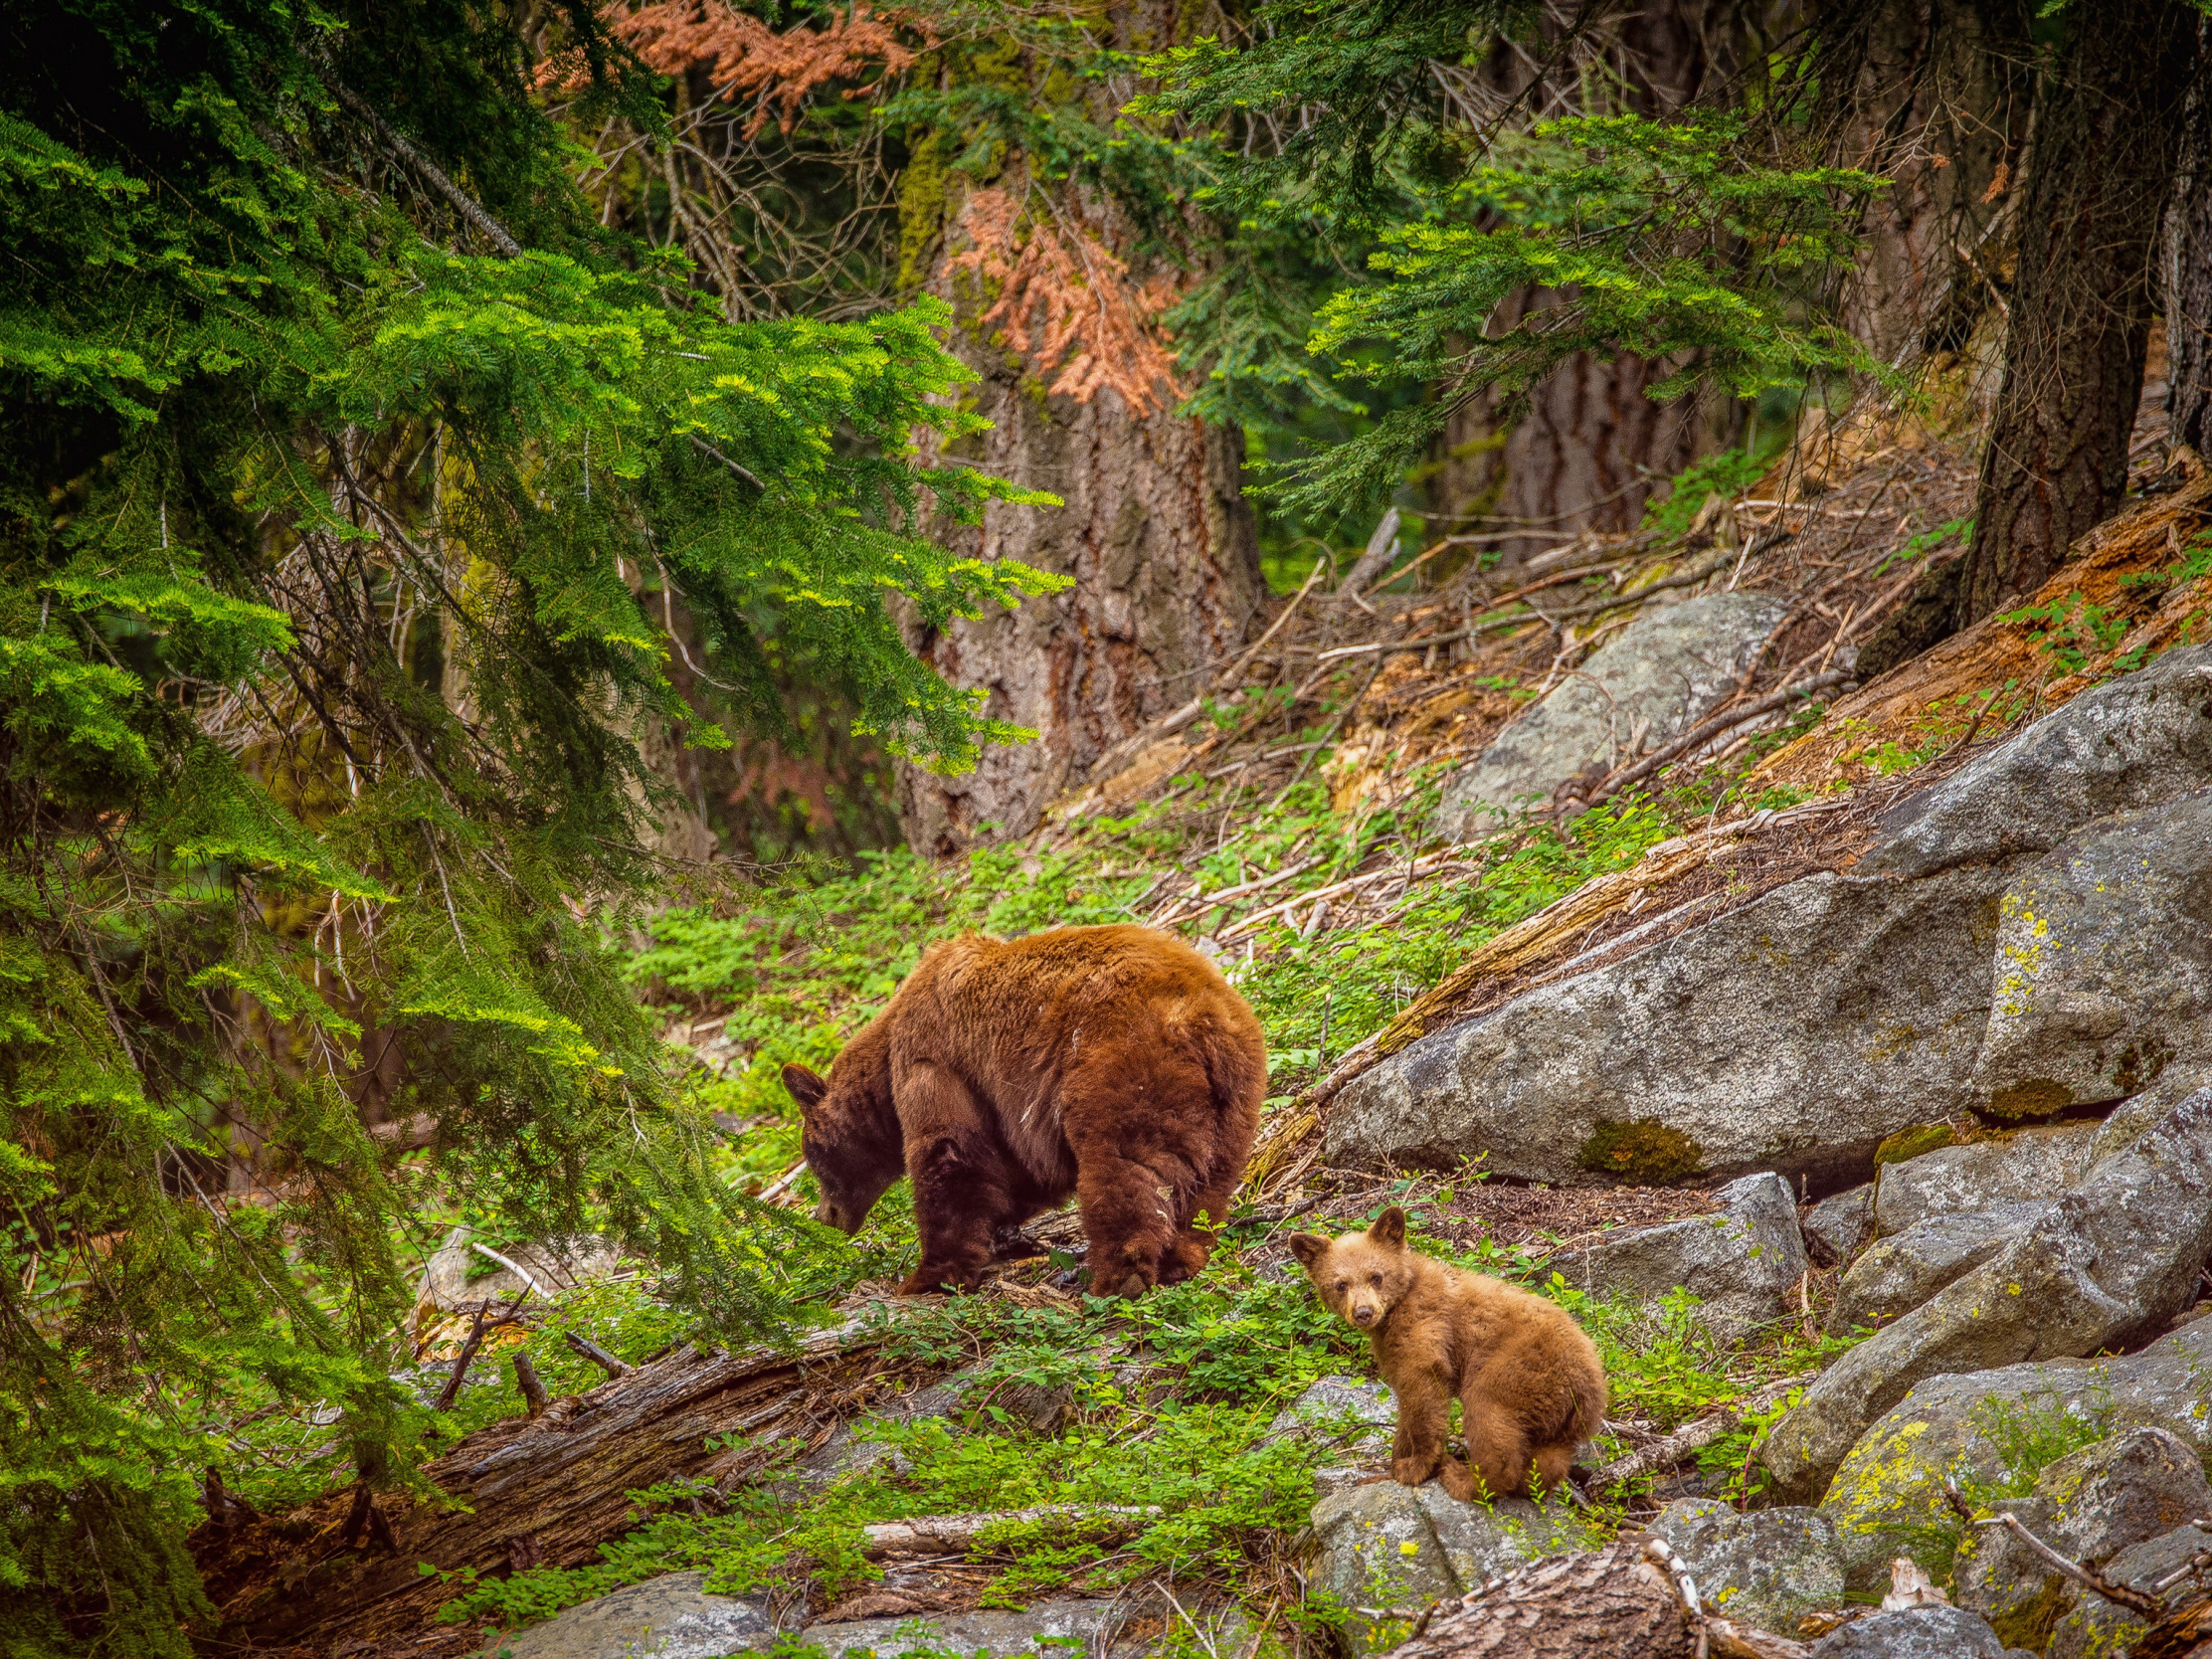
[
  {"xmin": 1286, "ymin": 1232, "xmax": 1328, "ymax": 1269},
  {"xmin": 781, "ymin": 1063, "xmax": 830, "ymax": 1115},
  {"xmin": 1370, "ymin": 1207, "xmax": 1407, "ymax": 1249}
]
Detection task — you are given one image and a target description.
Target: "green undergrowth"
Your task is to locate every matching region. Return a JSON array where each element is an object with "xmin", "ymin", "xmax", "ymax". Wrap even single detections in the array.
[{"xmin": 440, "ymin": 1205, "xmax": 1849, "ymax": 1639}]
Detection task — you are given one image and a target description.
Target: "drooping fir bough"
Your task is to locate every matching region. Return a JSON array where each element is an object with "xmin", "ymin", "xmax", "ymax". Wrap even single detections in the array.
[{"xmin": 0, "ymin": 3, "xmax": 1059, "ymax": 1648}]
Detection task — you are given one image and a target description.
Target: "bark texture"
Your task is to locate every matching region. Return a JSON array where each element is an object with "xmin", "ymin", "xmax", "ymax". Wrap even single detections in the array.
[
  {"xmin": 1425, "ymin": 4, "xmax": 1751, "ymax": 559},
  {"xmin": 2167, "ymin": 18, "xmax": 2212, "ymax": 458},
  {"xmin": 893, "ymin": 6, "xmax": 1263, "ymax": 857},
  {"xmin": 1958, "ymin": 1, "xmax": 2200, "ymax": 625},
  {"xmin": 1820, "ymin": 0, "xmax": 2033, "ymax": 373},
  {"xmin": 1388, "ymin": 1543, "xmax": 1699, "ymax": 1658},
  {"xmin": 190, "ymin": 1325, "xmax": 891, "ymax": 1651}
]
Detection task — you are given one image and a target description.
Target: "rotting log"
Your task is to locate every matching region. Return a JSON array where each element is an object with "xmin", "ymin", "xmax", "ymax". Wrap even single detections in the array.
[
  {"xmin": 191, "ymin": 1311, "xmax": 919, "ymax": 1654},
  {"xmin": 861, "ymin": 1504, "xmax": 1162, "ymax": 1560}
]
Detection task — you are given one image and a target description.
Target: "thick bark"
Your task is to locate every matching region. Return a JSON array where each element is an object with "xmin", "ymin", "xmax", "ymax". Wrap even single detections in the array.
[
  {"xmin": 1957, "ymin": 1, "xmax": 2200, "ymax": 626},
  {"xmin": 1820, "ymin": 0, "xmax": 2034, "ymax": 373},
  {"xmin": 894, "ymin": 11, "xmax": 1264, "ymax": 857},
  {"xmin": 191, "ymin": 1325, "xmax": 891, "ymax": 1652},
  {"xmin": 1425, "ymin": 4, "xmax": 1753, "ymax": 559},
  {"xmin": 1390, "ymin": 1543, "xmax": 1700, "ymax": 1658},
  {"xmin": 2167, "ymin": 18, "xmax": 2212, "ymax": 456}
]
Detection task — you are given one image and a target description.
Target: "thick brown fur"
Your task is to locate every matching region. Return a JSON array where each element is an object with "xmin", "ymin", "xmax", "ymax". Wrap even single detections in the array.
[
  {"xmin": 1288, "ymin": 1208, "xmax": 1607, "ymax": 1500},
  {"xmin": 781, "ymin": 924, "xmax": 1266, "ymax": 1299}
]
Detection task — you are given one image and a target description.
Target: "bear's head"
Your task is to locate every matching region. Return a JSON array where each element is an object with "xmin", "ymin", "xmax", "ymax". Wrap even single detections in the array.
[
  {"xmin": 781, "ymin": 1057, "xmax": 902, "ymax": 1235},
  {"xmin": 1286, "ymin": 1206, "xmax": 1417, "ymax": 1331}
]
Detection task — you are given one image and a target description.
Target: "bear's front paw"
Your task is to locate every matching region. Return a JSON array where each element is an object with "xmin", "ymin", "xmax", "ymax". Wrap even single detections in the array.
[
  {"xmin": 898, "ymin": 1266, "xmax": 979, "ymax": 1296},
  {"xmin": 1390, "ymin": 1454, "xmax": 1437, "ymax": 1489}
]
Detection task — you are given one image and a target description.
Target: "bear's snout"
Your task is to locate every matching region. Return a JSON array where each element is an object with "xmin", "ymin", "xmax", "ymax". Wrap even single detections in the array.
[
  {"xmin": 815, "ymin": 1198, "xmax": 858, "ymax": 1234},
  {"xmin": 1347, "ymin": 1296, "xmax": 1382, "ymax": 1327}
]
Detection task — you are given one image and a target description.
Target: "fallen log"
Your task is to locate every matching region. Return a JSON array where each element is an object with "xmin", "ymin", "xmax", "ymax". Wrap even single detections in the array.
[
  {"xmin": 190, "ymin": 1306, "xmax": 920, "ymax": 1655},
  {"xmin": 1587, "ymin": 1375, "xmax": 1809, "ymax": 1494},
  {"xmin": 861, "ymin": 1503, "xmax": 1162, "ymax": 1560}
]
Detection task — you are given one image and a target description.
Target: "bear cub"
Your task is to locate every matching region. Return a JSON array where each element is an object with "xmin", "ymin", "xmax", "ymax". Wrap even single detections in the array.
[{"xmin": 1288, "ymin": 1207, "xmax": 1605, "ymax": 1500}]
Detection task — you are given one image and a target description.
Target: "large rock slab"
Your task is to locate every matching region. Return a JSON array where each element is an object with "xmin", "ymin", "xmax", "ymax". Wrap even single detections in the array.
[
  {"xmin": 1327, "ymin": 861, "xmax": 2009, "ymax": 1190},
  {"xmin": 791, "ymin": 1600, "xmax": 1241, "ymax": 1659},
  {"xmin": 1807, "ymin": 1606, "xmax": 2010, "ymax": 1657},
  {"xmin": 1803, "ymin": 1184, "xmax": 1875, "ymax": 1268},
  {"xmin": 1812, "ymin": 1317, "xmax": 2212, "ymax": 1586},
  {"xmin": 1543, "ymin": 1173, "xmax": 1810, "ymax": 1337},
  {"xmin": 1308, "ymin": 1478, "xmax": 1597, "ymax": 1653},
  {"xmin": 1855, "ymin": 642, "xmax": 2212, "ymax": 881},
  {"xmin": 1434, "ymin": 590, "xmax": 1791, "ymax": 836},
  {"xmin": 2089, "ymin": 1056, "xmax": 2212, "ymax": 1164},
  {"xmin": 1952, "ymin": 1426, "xmax": 2212, "ymax": 1650},
  {"xmin": 1263, "ymin": 1376, "xmax": 1394, "ymax": 1499},
  {"xmin": 490, "ymin": 1571, "xmax": 772, "ymax": 1659},
  {"xmin": 1834, "ymin": 1202, "xmax": 2049, "ymax": 1333},
  {"xmin": 1871, "ymin": 1123, "xmax": 2101, "ymax": 1235},
  {"xmin": 1648, "ymin": 1499, "xmax": 1844, "ymax": 1629},
  {"xmin": 1970, "ymin": 788, "xmax": 2212, "ymax": 1119},
  {"xmin": 1761, "ymin": 1087, "xmax": 2212, "ymax": 1503}
]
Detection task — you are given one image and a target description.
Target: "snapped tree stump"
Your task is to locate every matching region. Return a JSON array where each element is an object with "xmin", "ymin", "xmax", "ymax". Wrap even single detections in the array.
[{"xmin": 190, "ymin": 1315, "xmax": 910, "ymax": 1654}]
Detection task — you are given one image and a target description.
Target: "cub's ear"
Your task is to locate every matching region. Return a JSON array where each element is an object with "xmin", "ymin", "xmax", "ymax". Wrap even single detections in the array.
[
  {"xmin": 1286, "ymin": 1232, "xmax": 1328, "ymax": 1270},
  {"xmin": 781, "ymin": 1063, "xmax": 830, "ymax": 1114},
  {"xmin": 1370, "ymin": 1206, "xmax": 1407, "ymax": 1249}
]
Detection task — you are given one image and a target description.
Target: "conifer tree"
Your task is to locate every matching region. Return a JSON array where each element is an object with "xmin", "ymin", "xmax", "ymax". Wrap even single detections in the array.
[{"xmin": 0, "ymin": 2, "xmax": 1057, "ymax": 1647}]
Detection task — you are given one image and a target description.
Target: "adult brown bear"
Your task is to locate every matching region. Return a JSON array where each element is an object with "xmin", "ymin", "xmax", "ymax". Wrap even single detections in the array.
[{"xmin": 780, "ymin": 924, "xmax": 1266, "ymax": 1297}]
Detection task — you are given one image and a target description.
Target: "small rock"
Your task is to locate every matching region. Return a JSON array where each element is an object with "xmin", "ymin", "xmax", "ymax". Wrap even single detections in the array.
[
  {"xmin": 486, "ymin": 1570, "xmax": 771, "ymax": 1659},
  {"xmin": 1855, "ymin": 642, "xmax": 2212, "ymax": 882},
  {"xmin": 1762, "ymin": 1088, "xmax": 2212, "ymax": 1504},
  {"xmin": 1952, "ymin": 1427, "xmax": 2212, "ymax": 1649},
  {"xmin": 1811, "ymin": 1317, "xmax": 2212, "ymax": 1587},
  {"xmin": 1432, "ymin": 590, "xmax": 1791, "ymax": 837},
  {"xmin": 1649, "ymin": 1499, "xmax": 1844, "ymax": 1629},
  {"xmin": 2048, "ymin": 1522, "xmax": 2212, "ymax": 1659},
  {"xmin": 1541, "ymin": 1172, "xmax": 1811, "ymax": 1338},
  {"xmin": 1871, "ymin": 1124, "xmax": 2100, "ymax": 1236},
  {"xmin": 1264, "ymin": 1376, "xmax": 1393, "ymax": 1496},
  {"xmin": 1308, "ymin": 1478, "xmax": 1597, "ymax": 1653},
  {"xmin": 1807, "ymin": 1605, "xmax": 2009, "ymax": 1657},
  {"xmin": 1803, "ymin": 1185, "xmax": 1875, "ymax": 1267},
  {"xmin": 1833, "ymin": 1202, "xmax": 2048, "ymax": 1333}
]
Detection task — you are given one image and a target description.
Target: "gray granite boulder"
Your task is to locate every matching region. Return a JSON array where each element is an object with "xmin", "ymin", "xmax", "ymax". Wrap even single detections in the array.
[
  {"xmin": 1803, "ymin": 1185, "xmax": 1876, "ymax": 1267},
  {"xmin": 1812, "ymin": 1317, "xmax": 2212, "ymax": 1587},
  {"xmin": 790, "ymin": 1600, "xmax": 1242, "ymax": 1659},
  {"xmin": 1969, "ymin": 788, "xmax": 2212, "ymax": 1119},
  {"xmin": 1761, "ymin": 1087, "xmax": 2212, "ymax": 1503},
  {"xmin": 1953, "ymin": 1427, "xmax": 2212, "ymax": 1649},
  {"xmin": 2048, "ymin": 1522, "xmax": 2212, "ymax": 1659},
  {"xmin": 1543, "ymin": 1173, "xmax": 1810, "ymax": 1337},
  {"xmin": 1834, "ymin": 1202, "xmax": 2049, "ymax": 1334},
  {"xmin": 1871, "ymin": 1123, "xmax": 2102, "ymax": 1236},
  {"xmin": 1327, "ymin": 861, "xmax": 2011, "ymax": 1191},
  {"xmin": 1856, "ymin": 642, "xmax": 2212, "ymax": 881},
  {"xmin": 422, "ymin": 1231, "xmax": 626, "ymax": 1311},
  {"xmin": 1308, "ymin": 1479, "xmax": 1597, "ymax": 1653},
  {"xmin": 2090, "ymin": 1057, "xmax": 2212, "ymax": 1164},
  {"xmin": 486, "ymin": 1571, "xmax": 772, "ymax": 1659},
  {"xmin": 1649, "ymin": 1499, "xmax": 1844, "ymax": 1628},
  {"xmin": 1434, "ymin": 590, "xmax": 1791, "ymax": 837},
  {"xmin": 1264, "ymin": 1376, "xmax": 1394, "ymax": 1499},
  {"xmin": 1807, "ymin": 1606, "xmax": 2009, "ymax": 1657}
]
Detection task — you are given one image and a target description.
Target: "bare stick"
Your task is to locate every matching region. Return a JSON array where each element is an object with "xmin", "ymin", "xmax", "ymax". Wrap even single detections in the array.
[
  {"xmin": 511, "ymin": 1350, "xmax": 550, "ymax": 1419},
  {"xmin": 1971, "ymin": 1511, "xmax": 2163, "ymax": 1616},
  {"xmin": 1588, "ymin": 1376, "xmax": 1808, "ymax": 1493},
  {"xmin": 433, "ymin": 1303, "xmax": 491, "ymax": 1411},
  {"xmin": 861, "ymin": 1503, "xmax": 1161, "ymax": 1560},
  {"xmin": 1579, "ymin": 670, "xmax": 1850, "ymax": 812},
  {"xmin": 564, "ymin": 1330, "xmax": 632, "ymax": 1380},
  {"xmin": 322, "ymin": 79, "xmax": 523, "ymax": 257},
  {"xmin": 468, "ymin": 1241, "xmax": 550, "ymax": 1301},
  {"xmin": 757, "ymin": 1160, "xmax": 809, "ymax": 1203}
]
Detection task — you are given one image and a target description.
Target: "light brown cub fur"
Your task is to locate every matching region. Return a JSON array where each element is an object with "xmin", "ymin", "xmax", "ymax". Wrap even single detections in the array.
[{"xmin": 1288, "ymin": 1207, "xmax": 1605, "ymax": 1500}]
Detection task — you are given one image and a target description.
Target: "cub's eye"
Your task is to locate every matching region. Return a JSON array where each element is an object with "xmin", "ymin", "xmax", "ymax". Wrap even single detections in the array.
[
  {"xmin": 1335, "ymin": 1279, "xmax": 1347, "ymax": 1293},
  {"xmin": 1370, "ymin": 1272, "xmax": 1382, "ymax": 1286}
]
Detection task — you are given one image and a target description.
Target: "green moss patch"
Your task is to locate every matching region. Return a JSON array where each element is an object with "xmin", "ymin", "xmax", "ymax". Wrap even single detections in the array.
[
  {"xmin": 1577, "ymin": 1119, "xmax": 1703, "ymax": 1184},
  {"xmin": 1874, "ymin": 1123, "xmax": 1959, "ymax": 1166}
]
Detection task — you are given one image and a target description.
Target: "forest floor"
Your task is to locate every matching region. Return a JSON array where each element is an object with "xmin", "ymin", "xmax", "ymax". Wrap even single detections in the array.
[{"xmin": 194, "ymin": 383, "xmax": 2212, "ymax": 1658}]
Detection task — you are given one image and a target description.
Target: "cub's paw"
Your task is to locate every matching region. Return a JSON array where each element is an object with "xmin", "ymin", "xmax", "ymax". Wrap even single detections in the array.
[
  {"xmin": 1390, "ymin": 1454, "xmax": 1438, "ymax": 1489},
  {"xmin": 1435, "ymin": 1461, "xmax": 1479, "ymax": 1503}
]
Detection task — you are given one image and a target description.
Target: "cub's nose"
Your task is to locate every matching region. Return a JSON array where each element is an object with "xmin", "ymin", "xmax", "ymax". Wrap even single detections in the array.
[{"xmin": 1351, "ymin": 1303, "xmax": 1377, "ymax": 1327}]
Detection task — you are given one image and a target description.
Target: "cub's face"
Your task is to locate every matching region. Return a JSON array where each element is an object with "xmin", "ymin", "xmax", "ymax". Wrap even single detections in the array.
[{"xmin": 1287, "ymin": 1206, "xmax": 1416, "ymax": 1331}]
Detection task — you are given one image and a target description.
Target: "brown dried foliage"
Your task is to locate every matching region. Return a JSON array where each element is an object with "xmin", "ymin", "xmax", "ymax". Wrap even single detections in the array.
[
  {"xmin": 540, "ymin": 2, "xmax": 919, "ymax": 139},
  {"xmin": 950, "ymin": 187, "xmax": 1186, "ymax": 418}
]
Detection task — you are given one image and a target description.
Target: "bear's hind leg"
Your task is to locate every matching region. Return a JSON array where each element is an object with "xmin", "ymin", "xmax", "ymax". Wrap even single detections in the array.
[
  {"xmin": 1527, "ymin": 1441, "xmax": 1574, "ymax": 1497},
  {"xmin": 1459, "ymin": 1395, "xmax": 1533, "ymax": 1499}
]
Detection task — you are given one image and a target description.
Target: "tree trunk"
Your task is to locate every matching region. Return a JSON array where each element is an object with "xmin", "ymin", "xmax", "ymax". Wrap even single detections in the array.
[
  {"xmin": 1956, "ymin": 1, "xmax": 2200, "ymax": 626},
  {"xmin": 894, "ymin": 17, "xmax": 1264, "ymax": 857},
  {"xmin": 2167, "ymin": 17, "xmax": 2212, "ymax": 457},
  {"xmin": 1820, "ymin": 0, "xmax": 2033, "ymax": 375},
  {"xmin": 1424, "ymin": 3, "xmax": 1753, "ymax": 560}
]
